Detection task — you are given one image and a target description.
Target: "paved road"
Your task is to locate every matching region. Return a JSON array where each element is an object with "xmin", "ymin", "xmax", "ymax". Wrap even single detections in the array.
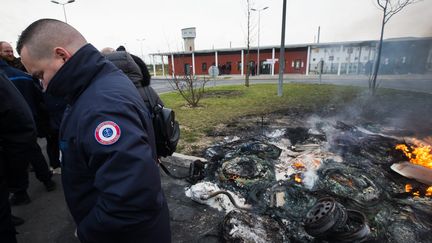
[{"xmin": 152, "ymin": 74, "xmax": 432, "ymax": 94}]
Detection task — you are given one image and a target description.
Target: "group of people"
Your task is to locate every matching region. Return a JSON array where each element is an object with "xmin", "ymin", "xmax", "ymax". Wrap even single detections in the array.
[
  {"xmin": 0, "ymin": 41, "xmax": 61, "ymax": 220},
  {"xmin": 1, "ymin": 18, "xmax": 171, "ymax": 243}
]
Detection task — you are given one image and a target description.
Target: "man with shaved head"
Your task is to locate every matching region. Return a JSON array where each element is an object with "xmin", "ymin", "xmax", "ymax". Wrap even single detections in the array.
[
  {"xmin": 0, "ymin": 41, "xmax": 26, "ymax": 71},
  {"xmin": 17, "ymin": 19, "xmax": 171, "ymax": 243},
  {"xmin": 0, "ymin": 42, "xmax": 15, "ymax": 63}
]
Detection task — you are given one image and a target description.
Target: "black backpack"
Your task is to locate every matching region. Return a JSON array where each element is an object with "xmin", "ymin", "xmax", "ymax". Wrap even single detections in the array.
[{"xmin": 142, "ymin": 86, "xmax": 180, "ymax": 157}]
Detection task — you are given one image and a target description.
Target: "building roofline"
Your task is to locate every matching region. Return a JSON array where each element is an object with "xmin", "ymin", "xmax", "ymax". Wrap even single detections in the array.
[{"xmin": 150, "ymin": 36, "xmax": 432, "ymax": 56}]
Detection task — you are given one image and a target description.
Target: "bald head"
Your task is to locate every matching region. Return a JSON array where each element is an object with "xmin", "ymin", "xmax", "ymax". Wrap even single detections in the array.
[
  {"xmin": 100, "ymin": 47, "xmax": 115, "ymax": 56},
  {"xmin": 17, "ymin": 18, "xmax": 87, "ymax": 59},
  {"xmin": 0, "ymin": 41, "xmax": 15, "ymax": 62},
  {"xmin": 17, "ymin": 19, "xmax": 88, "ymax": 90}
]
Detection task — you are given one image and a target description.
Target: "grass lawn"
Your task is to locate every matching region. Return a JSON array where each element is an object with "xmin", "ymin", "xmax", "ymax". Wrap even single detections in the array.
[{"xmin": 160, "ymin": 83, "xmax": 366, "ymax": 153}]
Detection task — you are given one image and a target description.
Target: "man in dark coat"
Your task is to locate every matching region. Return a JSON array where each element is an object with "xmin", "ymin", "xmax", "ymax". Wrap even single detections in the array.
[
  {"xmin": 0, "ymin": 72, "xmax": 37, "ymax": 243},
  {"xmin": 0, "ymin": 60, "xmax": 56, "ymax": 205},
  {"xmin": 116, "ymin": 45, "xmax": 151, "ymax": 86},
  {"xmin": 0, "ymin": 41, "xmax": 26, "ymax": 71},
  {"xmin": 17, "ymin": 19, "xmax": 171, "ymax": 243},
  {"xmin": 102, "ymin": 49, "xmax": 164, "ymax": 106}
]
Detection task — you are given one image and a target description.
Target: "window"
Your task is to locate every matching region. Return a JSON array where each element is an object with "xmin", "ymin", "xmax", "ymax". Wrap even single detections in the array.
[
  {"xmin": 237, "ymin": 61, "xmax": 242, "ymax": 71},
  {"xmin": 329, "ymin": 56, "xmax": 334, "ymax": 61},
  {"xmin": 202, "ymin": 62, "xmax": 207, "ymax": 72},
  {"xmin": 294, "ymin": 59, "xmax": 302, "ymax": 69}
]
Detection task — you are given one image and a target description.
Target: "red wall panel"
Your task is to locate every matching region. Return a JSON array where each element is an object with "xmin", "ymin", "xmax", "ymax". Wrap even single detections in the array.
[{"xmin": 168, "ymin": 47, "xmax": 308, "ymax": 76}]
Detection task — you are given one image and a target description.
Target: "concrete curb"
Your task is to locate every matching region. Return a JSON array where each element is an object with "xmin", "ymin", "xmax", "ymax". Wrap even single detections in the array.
[
  {"xmin": 160, "ymin": 152, "xmax": 207, "ymax": 168},
  {"xmin": 153, "ymin": 73, "xmax": 432, "ymax": 81}
]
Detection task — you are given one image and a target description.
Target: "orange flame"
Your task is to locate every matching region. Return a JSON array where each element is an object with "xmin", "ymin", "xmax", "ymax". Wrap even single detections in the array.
[
  {"xmin": 292, "ymin": 161, "xmax": 306, "ymax": 170},
  {"xmin": 405, "ymin": 184, "xmax": 432, "ymax": 197},
  {"xmin": 426, "ymin": 186, "xmax": 432, "ymax": 197},
  {"xmin": 395, "ymin": 143, "xmax": 432, "ymax": 169},
  {"xmin": 405, "ymin": 184, "xmax": 413, "ymax": 193},
  {"xmin": 294, "ymin": 174, "xmax": 302, "ymax": 183}
]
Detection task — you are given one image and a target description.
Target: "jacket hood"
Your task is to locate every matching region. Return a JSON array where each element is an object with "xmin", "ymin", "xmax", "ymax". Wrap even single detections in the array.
[
  {"xmin": 105, "ymin": 51, "xmax": 144, "ymax": 88},
  {"xmin": 46, "ymin": 44, "xmax": 108, "ymax": 103}
]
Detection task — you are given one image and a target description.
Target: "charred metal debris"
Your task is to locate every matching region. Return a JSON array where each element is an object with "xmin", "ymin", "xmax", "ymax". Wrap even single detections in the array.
[{"xmin": 185, "ymin": 120, "xmax": 432, "ymax": 242}]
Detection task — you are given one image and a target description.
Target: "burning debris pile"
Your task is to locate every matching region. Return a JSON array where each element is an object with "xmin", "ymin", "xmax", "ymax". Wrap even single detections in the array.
[{"xmin": 185, "ymin": 118, "xmax": 432, "ymax": 242}]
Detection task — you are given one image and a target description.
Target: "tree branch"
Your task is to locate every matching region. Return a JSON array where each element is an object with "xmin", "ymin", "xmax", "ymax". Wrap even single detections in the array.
[{"xmin": 384, "ymin": 0, "xmax": 416, "ymax": 23}]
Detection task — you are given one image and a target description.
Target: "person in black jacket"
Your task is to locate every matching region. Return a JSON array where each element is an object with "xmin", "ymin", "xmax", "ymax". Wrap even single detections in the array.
[
  {"xmin": 0, "ymin": 41, "xmax": 26, "ymax": 72},
  {"xmin": 0, "ymin": 72, "xmax": 37, "ymax": 243},
  {"xmin": 0, "ymin": 60, "xmax": 56, "ymax": 205},
  {"xmin": 18, "ymin": 19, "xmax": 171, "ymax": 243},
  {"xmin": 116, "ymin": 45, "xmax": 151, "ymax": 86},
  {"xmin": 101, "ymin": 48, "xmax": 164, "ymax": 106}
]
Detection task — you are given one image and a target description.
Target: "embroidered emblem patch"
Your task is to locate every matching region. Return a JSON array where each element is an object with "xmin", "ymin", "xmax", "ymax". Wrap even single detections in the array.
[{"xmin": 94, "ymin": 121, "xmax": 121, "ymax": 145}]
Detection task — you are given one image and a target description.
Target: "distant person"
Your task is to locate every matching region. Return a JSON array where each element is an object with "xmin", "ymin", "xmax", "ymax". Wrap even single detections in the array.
[
  {"xmin": 0, "ymin": 41, "xmax": 26, "ymax": 71},
  {"xmin": 0, "ymin": 59, "xmax": 56, "ymax": 205},
  {"xmin": 365, "ymin": 60, "xmax": 372, "ymax": 76},
  {"xmin": 0, "ymin": 72, "xmax": 37, "ymax": 242},
  {"xmin": 17, "ymin": 19, "xmax": 171, "ymax": 243}
]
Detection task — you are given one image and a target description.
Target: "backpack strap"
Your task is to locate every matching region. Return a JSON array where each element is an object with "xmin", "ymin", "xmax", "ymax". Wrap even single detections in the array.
[
  {"xmin": 142, "ymin": 86, "xmax": 156, "ymax": 111},
  {"xmin": 142, "ymin": 86, "xmax": 164, "ymax": 113}
]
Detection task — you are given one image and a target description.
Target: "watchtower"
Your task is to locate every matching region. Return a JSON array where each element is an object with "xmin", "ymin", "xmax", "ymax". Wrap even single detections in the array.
[{"xmin": 181, "ymin": 27, "xmax": 196, "ymax": 52}]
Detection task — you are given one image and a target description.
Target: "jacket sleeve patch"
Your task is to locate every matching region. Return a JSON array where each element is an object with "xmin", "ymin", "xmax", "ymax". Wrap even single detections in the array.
[{"xmin": 94, "ymin": 121, "xmax": 121, "ymax": 145}]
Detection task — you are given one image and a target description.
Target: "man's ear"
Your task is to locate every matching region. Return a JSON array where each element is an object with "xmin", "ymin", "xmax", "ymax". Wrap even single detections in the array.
[{"xmin": 54, "ymin": 47, "xmax": 72, "ymax": 63}]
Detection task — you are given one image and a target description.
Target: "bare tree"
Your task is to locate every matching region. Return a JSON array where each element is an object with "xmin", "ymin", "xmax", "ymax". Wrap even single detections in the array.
[
  {"xmin": 170, "ymin": 74, "xmax": 209, "ymax": 108},
  {"xmin": 369, "ymin": 0, "xmax": 419, "ymax": 95}
]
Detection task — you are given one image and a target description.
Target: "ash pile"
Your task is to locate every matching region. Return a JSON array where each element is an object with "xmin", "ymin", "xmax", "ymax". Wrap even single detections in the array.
[{"xmin": 185, "ymin": 118, "xmax": 432, "ymax": 243}]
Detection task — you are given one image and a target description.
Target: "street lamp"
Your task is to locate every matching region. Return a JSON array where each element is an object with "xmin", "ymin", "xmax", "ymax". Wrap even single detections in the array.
[
  {"xmin": 50, "ymin": 0, "xmax": 75, "ymax": 23},
  {"xmin": 251, "ymin": 6, "xmax": 269, "ymax": 76},
  {"xmin": 136, "ymin": 38, "xmax": 146, "ymax": 61}
]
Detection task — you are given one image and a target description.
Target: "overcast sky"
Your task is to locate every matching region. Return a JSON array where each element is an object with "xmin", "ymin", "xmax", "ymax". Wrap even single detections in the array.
[{"xmin": 1, "ymin": 0, "xmax": 431, "ymax": 63}]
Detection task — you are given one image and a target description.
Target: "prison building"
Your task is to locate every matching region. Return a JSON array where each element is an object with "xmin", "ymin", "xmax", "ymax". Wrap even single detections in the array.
[{"xmin": 150, "ymin": 37, "xmax": 432, "ymax": 77}]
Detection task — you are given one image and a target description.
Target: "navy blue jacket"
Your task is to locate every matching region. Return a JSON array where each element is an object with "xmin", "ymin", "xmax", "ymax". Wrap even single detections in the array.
[
  {"xmin": 0, "ymin": 59, "xmax": 49, "ymax": 137},
  {"xmin": 0, "ymin": 72, "xmax": 36, "ymax": 190},
  {"xmin": 47, "ymin": 44, "xmax": 170, "ymax": 243}
]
